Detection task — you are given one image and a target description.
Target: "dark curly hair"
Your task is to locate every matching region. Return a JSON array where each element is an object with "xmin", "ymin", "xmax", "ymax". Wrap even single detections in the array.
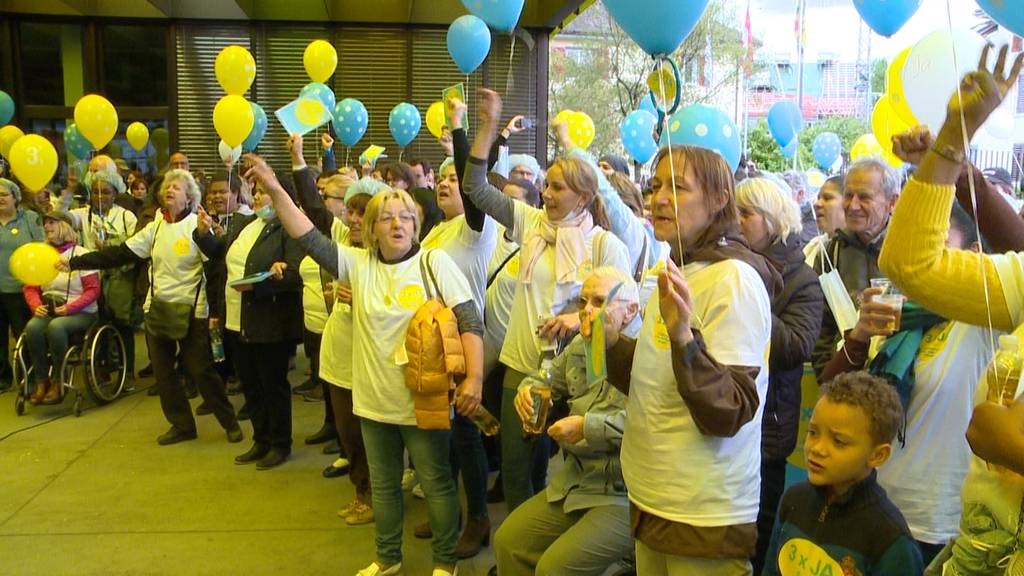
[{"xmin": 820, "ymin": 371, "xmax": 903, "ymax": 446}]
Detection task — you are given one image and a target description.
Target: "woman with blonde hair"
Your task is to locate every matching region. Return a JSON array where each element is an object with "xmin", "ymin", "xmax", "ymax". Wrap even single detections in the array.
[
  {"xmin": 736, "ymin": 176, "xmax": 824, "ymax": 573},
  {"xmin": 247, "ymin": 154, "xmax": 483, "ymax": 576},
  {"xmin": 463, "ymin": 89, "xmax": 631, "ymax": 515}
]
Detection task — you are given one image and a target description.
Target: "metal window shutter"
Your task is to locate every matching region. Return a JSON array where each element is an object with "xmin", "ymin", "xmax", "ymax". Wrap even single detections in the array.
[
  {"xmin": 487, "ymin": 33, "xmax": 538, "ymax": 158},
  {"xmin": 175, "ymin": 24, "xmax": 251, "ymax": 177},
  {"xmin": 251, "ymin": 25, "xmax": 332, "ymax": 174},
  {"xmin": 334, "ymin": 27, "xmax": 409, "ymax": 168}
]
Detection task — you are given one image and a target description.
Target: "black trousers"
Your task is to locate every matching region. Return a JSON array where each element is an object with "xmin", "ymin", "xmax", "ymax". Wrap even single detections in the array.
[
  {"xmin": 753, "ymin": 456, "xmax": 788, "ymax": 574},
  {"xmin": 0, "ymin": 291, "xmax": 30, "ymax": 382},
  {"xmin": 236, "ymin": 339, "xmax": 294, "ymax": 451},
  {"xmin": 147, "ymin": 317, "xmax": 236, "ymax": 433},
  {"xmin": 303, "ymin": 329, "xmax": 334, "ymax": 427}
]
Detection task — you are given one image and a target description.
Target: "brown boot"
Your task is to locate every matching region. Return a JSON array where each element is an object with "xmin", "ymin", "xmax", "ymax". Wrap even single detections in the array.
[
  {"xmin": 455, "ymin": 516, "xmax": 491, "ymax": 559},
  {"xmin": 42, "ymin": 380, "xmax": 63, "ymax": 404},
  {"xmin": 29, "ymin": 379, "xmax": 49, "ymax": 405}
]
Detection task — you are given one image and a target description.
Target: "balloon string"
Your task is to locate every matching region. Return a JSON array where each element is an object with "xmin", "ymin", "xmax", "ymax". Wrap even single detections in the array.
[
  {"xmin": 946, "ymin": 0, "xmax": 998, "ymax": 366},
  {"xmin": 505, "ymin": 33, "xmax": 517, "ymax": 96},
  {"xmin": 346, "ymin": 147, "xmax": 350, "ymax": 171},
  {"xmin": 656, "ymin": 57, "xmax": 684, "ymax": 263}
]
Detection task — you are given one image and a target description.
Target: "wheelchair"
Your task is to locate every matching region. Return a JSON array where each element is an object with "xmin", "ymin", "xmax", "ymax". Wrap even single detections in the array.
[{"xmin": 12, "ymin": 320, "xmax": 128, "ymax": 417}]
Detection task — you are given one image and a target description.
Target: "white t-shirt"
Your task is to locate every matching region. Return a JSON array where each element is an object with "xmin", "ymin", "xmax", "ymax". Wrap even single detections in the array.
[
  {"xmin": 621, "ymin": 258, "xmax": 772, "ymax": 527},
  {"xmin": 318, "ymin": 220, "xmax": 355, "ymax": 389},
  {"xmin": 335, "ymin": 245, "xmax": 473, "ymax": 425},
  {"xmin": 70, "ymin": 205, "xmax": 138, "ymax": 250},
  {"xmin": 421, "ymin": 214, "xmax": 497, "ymax": 318},
  {"xmin": 45, "ymin": 245, "xmax": 99, "ymax": 314},
  {"xmin": 300, "ymin": 254, "xmax": 329, "ymax": 333},
  {"xmin": 224, "ymin": 218, "xmax": 266, "ymax": 332},
  {"xmin": 125, "ymin": 213, "xmax": 209, "ymax": 319},
  {"xmin": 636, "ymin": 241, "xmax": 671, "ymax": 310},
  {"xmin": 483, "ymin": 226, "xmax": 520, "ymax": 376},
  {"xmin": 878, "ymin": 321, "xmax": 993, "ymax": 544},
  {"xmin": 499, "ymin": 202, "xmax": 631, "ymax": 376}
]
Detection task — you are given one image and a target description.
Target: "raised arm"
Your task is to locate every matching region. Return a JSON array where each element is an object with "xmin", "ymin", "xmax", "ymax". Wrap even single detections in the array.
[
  {"xmin": 464, "ymin": 89, "xmax": 517, "ymax": 230},
  {"xmin": 447, "ymin": 97, "xmax": 485, "ymax": 233},
  {"xmin": 290, "ymin": 135, "xmax": 335, "ymax": 235},
  {"xmin": 880, "ymin": 45, "xmax": 1023, "ymax": 332}
]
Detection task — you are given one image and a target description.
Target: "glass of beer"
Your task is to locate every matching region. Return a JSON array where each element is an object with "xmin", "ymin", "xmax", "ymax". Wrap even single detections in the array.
[{"xmin": 875, "ymin": 291, "xmax": 905, "ymax": 332}]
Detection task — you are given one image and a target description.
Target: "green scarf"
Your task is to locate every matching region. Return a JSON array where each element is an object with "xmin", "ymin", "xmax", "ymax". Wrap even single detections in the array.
[{"xmin": 868, "ymin": 302, "xmax": 946, "ymax": 444}]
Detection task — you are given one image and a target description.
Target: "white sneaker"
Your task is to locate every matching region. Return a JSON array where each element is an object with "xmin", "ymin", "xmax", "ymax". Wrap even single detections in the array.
[
  {"xmin": 431, "ymin": 568, "xmax": 457, "ymax": 576},
  {"xmin": 412, "ymin": 484, "xmax": 425, "ymax": 499},
  {"xmin": 401, "ymin": 468, "xmax": 417, "ymax": 491},
  {"xmin": 355, "ymin": 561, "xmax": 402, "ymax": 576},
  {"xmin": 332, "ymin": 457, "xmax": 350, "ymax": 468}
]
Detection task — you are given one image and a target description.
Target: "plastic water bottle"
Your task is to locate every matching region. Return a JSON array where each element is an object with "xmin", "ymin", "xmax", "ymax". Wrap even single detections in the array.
[
  {"xmin": 210, "ymin": 327, "xmax": 226, "ymax": 364},
  {"xmin": 469, "ymin": 406, "xmax": 501, "ymax": 436}
]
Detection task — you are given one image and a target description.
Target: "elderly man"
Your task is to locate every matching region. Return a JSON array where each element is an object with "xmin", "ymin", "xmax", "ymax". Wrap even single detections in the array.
[
  {"xmin": 169, "ymin": 151, "xmax": 189, "ymax": 171},
  {"xmin": 810, "ymin": 158, "xmax": 900, "ymax": 375},
  {"xmin": 508, "ymin": 153, "xmax": 542, "ymax": 188}
]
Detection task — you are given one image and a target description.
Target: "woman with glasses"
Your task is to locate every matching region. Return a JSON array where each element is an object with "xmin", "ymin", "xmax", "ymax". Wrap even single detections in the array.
[{"xmin": 246, "ymin": 154, "xmax": 483, "ymax": 576}]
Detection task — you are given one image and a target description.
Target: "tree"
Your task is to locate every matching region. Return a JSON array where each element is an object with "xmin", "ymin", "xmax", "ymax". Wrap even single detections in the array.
[
  {"xmin": 549, "ymin": 0, "xmax": 752, "ymax": 159},
  {"xmin": 746, "ymin": 116, "xmax": 870, "ymax": 174},
  {"xmin": 871, "ymin": 58, "xmax": 887, "ymax": 95}
]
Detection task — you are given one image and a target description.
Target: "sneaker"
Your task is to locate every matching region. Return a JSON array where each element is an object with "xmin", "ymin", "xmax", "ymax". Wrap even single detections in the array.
[
  {"xmin": 345, "ymin": 501, "xmax": 375, "ymax": 525},
  {"xmin": 412, "ymin": 484, "xmax": 425, "ymax": 499},
  {"xmin": 355, "ymin": 561, "xmax": 401, "ymax": 576},
  {"xmin": 337, "ymin": 499, "xmax": 359, "ymax": 519},
  {"xmin": 293, "ymin": 377, "xmax": 318, "ymax": 395},
  {"xmin": 431, "ymin": 568, "xmax": 457, "ymax": 576},
  {"xmin": 401, "ymin": 469, "xmax": 417, "ymax": 491},
  {"xmin": 122, "ymin": 376, "xmax": 136, "ymax": 393}
]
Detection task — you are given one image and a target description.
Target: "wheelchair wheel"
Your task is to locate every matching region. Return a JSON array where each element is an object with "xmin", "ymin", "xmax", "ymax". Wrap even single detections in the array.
[
  {"xmin": 85, "ymin": 324, "xmax": 126, "ymax": 404},
  {"xmin": 11, "ymin": 334, "xmax": 28, "ymax": 395}
]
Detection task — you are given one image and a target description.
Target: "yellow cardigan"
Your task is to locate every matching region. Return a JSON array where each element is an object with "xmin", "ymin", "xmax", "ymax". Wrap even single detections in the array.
[{"xmin": 879, "ymin": 178, "xmax": 1015, "ymax": 333}]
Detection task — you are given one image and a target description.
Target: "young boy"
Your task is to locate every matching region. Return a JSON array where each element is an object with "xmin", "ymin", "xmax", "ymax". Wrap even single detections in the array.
[
  {"xmin": 492, "ymin": 267, "xmax": 641, "ymax": 576},
  {"xmin": 762, "ymin": 371, "xmax": 924, "ymax": 576}
]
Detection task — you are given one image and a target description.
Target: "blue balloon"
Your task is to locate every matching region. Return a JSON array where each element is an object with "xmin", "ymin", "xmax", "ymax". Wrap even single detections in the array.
[
  {"xmin": 299, "ymin": 82, "xmax": 336, "ymax": 115},
  {"xmin": 767, "ymin": 100, "xmax": 804, "ymax": 148},
  {"xmin": 460, "ymin": 0, "xmax": 524, "ymax": 33},
  {"xmin": 447, "ymin": 15, "xmax": 491, "ymax": 75},
  {"xmin": 659, "ymin": 104, "xmax": 741, "ymax": 172},
  {"xmin": 812, "ymin": 132, "xmax": 842, "ymax": 170},
  {"xmin": 854, "ymin": 0, "xmax": 921, "ymax": 37},
  {"xmin": 64, "ymin": 123, "xmax": 93, "ymax": 159},
  {"xmin": 621, "ymin": 110, "xmax": 659, "ymax": 164},
  {"xmin": 243, "ymin": 102, "xmax": 268, "ymax": 152},
  {"xmin": 604, "ymin": 0, "xmax": 711, "ymax": 57},
  {"xmin": 979, "ymin": 0, "xmax": 1024, "ymax": 38},
  {"xmin": 638, "ymin": 94, "xmax": 658, "ymax": 118},
  {"xmin": 0, "ymin": 91, "xmax": 13, "ymax": 126},
  {"xmin": 389, "ymin": 103, "xmax": 421, "ymax": 148},
  {"xmin": 333, "ymin": 98, "xmax": 369, "ymax": 148},
  {"xmin": 782, "ymin": 138, "xmax": 799, "ymax": 159}
]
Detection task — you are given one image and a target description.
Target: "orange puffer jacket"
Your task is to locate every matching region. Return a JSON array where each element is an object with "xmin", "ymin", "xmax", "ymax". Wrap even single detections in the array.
[{"xmin": 404, "ymin": 253, "xmax": 466, "ymax": 430}]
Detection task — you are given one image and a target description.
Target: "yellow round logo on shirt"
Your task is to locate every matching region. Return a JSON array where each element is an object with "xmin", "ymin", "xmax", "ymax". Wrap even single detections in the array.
[
  {"xmin": 172, "ymin": 238, "xmax": 191, "ymax": 256},
  {"xmin": 396, "ymin": 285, "xmax": 426, "ymax": 310},
  {"xmin": 777, "ymin": 538, "xmax": 843, "ymax": 576},
  {"xmin": 577, "ymin": 258, "xmax": 594, "ymax": 280},
  {"xmin": 505, "ymin": 254, "xmax": 520, "ymax": 278},
  {"xmin": 653, "ymin": 313, "xmax": 671, "ymax": 351}
]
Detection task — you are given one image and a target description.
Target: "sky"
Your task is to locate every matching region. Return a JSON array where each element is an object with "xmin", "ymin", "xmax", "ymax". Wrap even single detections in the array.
[{"xmin": 744, "ymin": 0, "xmax": 986, "ymax": 62}]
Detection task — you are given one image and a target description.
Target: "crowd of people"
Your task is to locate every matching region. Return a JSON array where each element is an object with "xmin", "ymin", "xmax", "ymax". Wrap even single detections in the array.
[{"xmin": 1, "ymin": 44, "xmax": 1023, "ymax": 576}]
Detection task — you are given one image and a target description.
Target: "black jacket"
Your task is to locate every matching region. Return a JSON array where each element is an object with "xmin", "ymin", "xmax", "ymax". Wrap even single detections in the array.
[
  {"xmin": 197, "ymin": 215, "xmax": 304, "ymax": 344},
  {"xmin": 762, "ymin": 238, "xmax": 824, "ymax": 462}
]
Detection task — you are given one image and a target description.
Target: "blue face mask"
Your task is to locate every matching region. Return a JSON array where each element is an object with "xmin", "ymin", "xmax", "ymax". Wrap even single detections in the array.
[{"xmin": 255, "ymin": 203, "xmax": 276, "ymax": 221}]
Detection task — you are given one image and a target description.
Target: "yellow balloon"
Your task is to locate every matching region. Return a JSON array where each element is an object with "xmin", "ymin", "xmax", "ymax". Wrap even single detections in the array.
[
  {"xmin": 213, "ymin": 95, "xmax": 255, "ymax": 148},
  {"xmin": 10, "ymin": 242, "xmax": 60, "ymax": 287},
  {"xmin": 74, "ymin": 94, "xmax": 118, "ymax": 150},
  {"xmin": 126, "ymin": 122, "xmax": 150, "ymax": 152},
  {"xmin": 215, "ymin": 45, "xmax": 256, "ymax": 96},
  {"xmin": 426, "ymin": 101, "xmax": 446, "ymax": 139},
  {"xmin": 554, "ymin": 109, "xmax": 575, "ymax": 126},
  {"xmin": 871, "ymin": 96, "xmax": 909, "ymax": 168},
  {"xmin": 850, "ymin": 133, "xmax": 884, "ymax": 162},
  {"xmin": 9, "ymin": 134, "xmax": 58, "ymax": 192},
  {"xmin": 887, "ymin": 47, "xmax": 918, "ymax": 127},
  {"xmin": 304, "ymin": 40, "xmax": 337, "ymax": 83},
  {"xmin": 0, "ymin": 125, "xmax": 24, "ymax": 158},
  {"xmin": 568, "ymin": 111, "xmax": 596, "ymax": 149}
]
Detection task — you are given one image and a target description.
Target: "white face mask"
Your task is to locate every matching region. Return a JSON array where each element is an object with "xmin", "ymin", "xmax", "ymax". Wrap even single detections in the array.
[{"xmin": 817, "ymin": 248, "xmax": 858, "ymax": 334}]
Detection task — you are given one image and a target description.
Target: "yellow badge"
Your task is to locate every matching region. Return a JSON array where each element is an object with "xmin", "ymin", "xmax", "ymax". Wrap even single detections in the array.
[
  {"xmin": 578, "ymin": 258, "xmax": 594, "ymax": 278},
  {"xmin": 396, "ymin": 284, "xmax": 426, "ymax": 310},
  {"xmin": 172, "ymin": 238, "xmax": 191, "ymax": 256},
  {"xmin": 653, "ymin": 312, "xmax": 671, "ymax": 351},
  {"xmin": 10, "ymin": 228, "xmax": 18, "ymax": 235},
  {"xmin": 918, "ymin": 321, "xmax": 952, "ymax": 360},
  {"xmin": 777, "ymin": 538, "xmax": 844, "ymax": 576},
  {"xmin": 506, "ymin": 254, "xmax": 520, "ymax": 278}
]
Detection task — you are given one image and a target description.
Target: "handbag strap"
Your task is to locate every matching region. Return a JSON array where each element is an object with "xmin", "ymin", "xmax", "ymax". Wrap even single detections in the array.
[
  {"xmin": 147, "ymin": 217, "xmax": 202, "ymax": 310},
  {"xmin": 633, "ymin": 235, "xmax": 648, "ymax": 284},
  {"xmin": 486, "ymin": 247, "xmax": 520, "ymax": 289},
  {"xmin": 418, "ymin": 249, "xmax": 444, "ymax": 306}
]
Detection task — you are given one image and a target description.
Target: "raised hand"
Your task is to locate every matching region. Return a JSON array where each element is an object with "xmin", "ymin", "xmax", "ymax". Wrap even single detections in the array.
[
  {"xmin": 321, "ymin": 131, "xmax": 334, "ymax": 151},
  {"xmin": 477, "ymin": 88, "xmax": 503, "ymax": 128},
  {"xmin": 551, "ymin": 117, "xmax": 573, "ymax": 150},
  {"xmin": 891, "ymin": 126, "xmax": 933, "ymax": 166},
  {"xmin": 947, "ymin": 44, "xmax": 1024, "ymax": 139},
  {"xmin": 505, "ymin": 115, "xmax": 526, "ymax": 135},
  {"xmin": 196, "ymin": 204, "xmax": 214, "ymax": 235},
  {"xmin": 242, "ymin": 154, "xmax": 279, "ymax": 192},
  {"xmin": 287, "ymin": 134, "xmax": 304, "ymax": 164},
  {"xmin": 446, "ymin": 97, "xmax": 467, "ymax": 130},
  {"xmin": 658, "ymin": 259, "xmax": 694, "ymax": 346}
]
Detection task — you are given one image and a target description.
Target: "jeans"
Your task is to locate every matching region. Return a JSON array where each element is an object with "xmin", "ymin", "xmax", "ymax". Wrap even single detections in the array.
[
  {"xmin": 753, "ymin": 457, "xmax": 788, "ymax": 574},
  {"xmin": 235, "ymin": 340, "xmax": 293, "ymax": 451},
  {"xmin": 361, "ymin": 418, "xmax": 459, "ymax": 566},
  {"xmin": 148, "ymin": 319, "xmax": 236, "ymax": 434},
  {"xmin": 501, "ymin": 369, "xmax": 551, "ymax": 512},
  {"xmin": 24, "ymin": 313, "xmax": 96, "ymax": 385},
  {"xmin": 451, "ymin": 412, "xmax": 489, "ymax": 520},
  {"xmin": 0, "ymin": 292, "xmax": 30, "ymax": 382}
]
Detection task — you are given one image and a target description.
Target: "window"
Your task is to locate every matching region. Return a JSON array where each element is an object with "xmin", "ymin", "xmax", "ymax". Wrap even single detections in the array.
[
  {"xmin": 102, "ymin": 25, "xmax": 168, "ymax": 106},
  {"xmin": 19, "ymin": 23, "xmax": 76, "ymax": 105}
]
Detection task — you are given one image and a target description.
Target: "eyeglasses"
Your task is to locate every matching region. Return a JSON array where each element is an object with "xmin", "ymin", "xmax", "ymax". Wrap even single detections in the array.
[{"xmin": 377, "ymin": 213, "xmax": 415, "ymax": 225}]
